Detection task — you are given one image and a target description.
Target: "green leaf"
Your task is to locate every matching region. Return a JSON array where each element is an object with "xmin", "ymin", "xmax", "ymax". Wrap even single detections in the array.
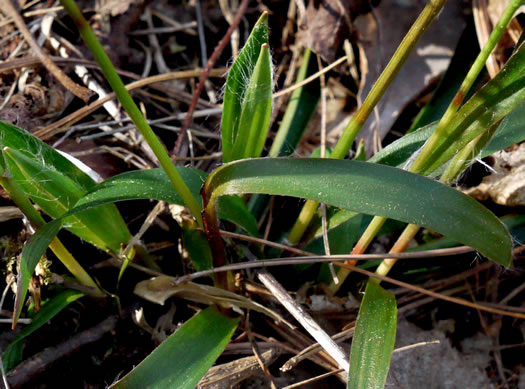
[
  {"xmin": 230, "ymin": 43, "xmax": 273, "ymax": 161},
  {"xmin": 0, "ymin": 121, "xmax": 96, "ymax": 191},
  {"xmin": 369, "ymin": 123, "xmax": 435, "ymax": 168},
  {"xmin": 203, "ymin": 158, "xmax": 512, "ymax": 266},
  {"xmin": 370, "ymin": 96, "xmax": 525, "ymax": 170},
  {"xmin": 481, "ymin": 99, "xmax": 525, "ymax": 157},
  {"xmin": 3, "ymin": 147, "xmax": 130, "ymax": 254},
  {"xmin": 110, "ymin": 306, "xmax": 239, "ymax": 389},
  {"xmin": 269, "ymin": 47, "xmax": 320, "ymax": 157},
  {"xmin": 418, "ymin": 40, "xmax": 525, "ymax": 175},
  {"xmin": 0, "ymin": 122, "xmax": 131, "ymax": 255},
  {"xmin": 181, "ymin": 228, "xmax": 213, "ymax": 272},
  {"xmin": 348, "ymin": 281, "xmax": 397, "ymax": 389},
  {"xmin": 3, "ymin": 289, "xmax": 84, "ymax": 371},
  {"xmin": 221, "ymin": 13, "xmax": 269, "ymax": 162},
  {"xmin": 216, "ymin": 195, "xmax": 260, "ymax": 237}
]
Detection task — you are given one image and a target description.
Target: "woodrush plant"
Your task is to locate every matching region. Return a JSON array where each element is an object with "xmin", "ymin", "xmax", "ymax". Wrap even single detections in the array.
[{"xmin": 3, "ymin": 0, "xmax": 525, "ymax": 388}]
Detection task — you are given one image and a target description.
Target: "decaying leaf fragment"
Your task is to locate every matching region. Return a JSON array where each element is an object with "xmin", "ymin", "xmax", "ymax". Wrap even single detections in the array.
[
  {"xmin": 297, "ymin": 0, "xmax": 371, "ymax": 62},
  {"xmin": 464, "ymin": 143, "xmax": 525, "ymax": 206},
  {"xmin": 198, "ymin": 348, "xmax": 280, "ymax": 389},
  {"xmin": 134, "ymin": 275, "xmax": 289, "ymax": 325}
]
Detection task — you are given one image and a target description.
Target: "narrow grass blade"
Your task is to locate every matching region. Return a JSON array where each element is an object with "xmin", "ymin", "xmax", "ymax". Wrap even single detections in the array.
[
  {"xmin": 203, "ymin": 158, "xmax": 512, "ymax": 266},
  {"xmin": 3, "ymin": 289, "xmax": 84, "ymax": 371},
  {"xmin": 110, "ymin": 306, "xmax": 239, "ymax": 389},
  {"xmin": 348, "ymin": 281, "xmax": 397, "ymax": 389},
  {"xmin": 181, "ymin": 228, "xmax": 213, "ymax": 272},
  {"xmin": 230, "ymin": 43, "xmax": 273, "ymax": 160},
  {"xmin": 481, "ymin": 99, "xmax": 525, "ymax": 157},
  {"xmin": 221, "ymin": 13, "xmax": 268, "ymax": 162},
  {"xmin": 269, "ymin": 47, "xmax": 320, "ymax": 157},
  {"xmin": 369, "ymin": 123, "xmax": 435, "ymax": 168},
  {"xmin": 216, "ymin": 195, "xmax": 259, "ymax": 237}
]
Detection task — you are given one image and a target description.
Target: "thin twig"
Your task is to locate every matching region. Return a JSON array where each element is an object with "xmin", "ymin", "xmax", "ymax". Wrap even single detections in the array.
[
  {"xmin": 273, "ymin": 55, "xmax": 348, "ymax": 98},
  {"xmin": 393, "ymin": 340, "xmax": 440, "ymax": 353},
  {"xmin": 317, "ymin": 54, "xmax": 338, "ymax": 285},
  {"xmin": 6, "ymin": 316, "xmax": 118, "ymax": 387},
  {"xmin": 281, "ymin": 328, "xmax": 354, "ymax": 371},
  {"xmin": 282, "ymin": 368, "xmax": 345, "ymax": 389},
  {"xmin": 0, "ymin": 354, "xmax": 10, "ymax": 389},
  {"xmin": 173, "ymin": 246, "xmax": 475, "ymax": 284},
  {"xmin": 172, "ymin": 0, "xmax": 249, "ymax": 156},
  {"xmin": 245, "ymin": 313, "xmax": 278, "ymax": 389},
  {"xmin": 195, "ymin": 0, "xmax": 208, "ymax": 67}
]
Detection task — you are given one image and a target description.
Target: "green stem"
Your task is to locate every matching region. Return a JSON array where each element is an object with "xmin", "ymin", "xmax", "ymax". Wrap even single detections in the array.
[
  {"xmin": 59, "ymin": 0, "xmax": 203, "ymax": 227},
  {"xmin": 409, "ymin": 0, "xmax": 523, "ymax": 174},
  {"xmin": 0, "ymin": 177, "xmax": 102, "ymax": 295},
  {"xmin": 288, "ymin": 0, "xmax": 447, "ymax": 244}
]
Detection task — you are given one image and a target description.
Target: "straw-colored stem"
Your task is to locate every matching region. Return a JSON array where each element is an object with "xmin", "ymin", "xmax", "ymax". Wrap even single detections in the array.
[
  {"xmin": 373, "ymin": 223, "xmax": 421, "ymax": 281},
  {"xmin": 59, "ymin": 0, "xmax": 203, "ymax": 227}
]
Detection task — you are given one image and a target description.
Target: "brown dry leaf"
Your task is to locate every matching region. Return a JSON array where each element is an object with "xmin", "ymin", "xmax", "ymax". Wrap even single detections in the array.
[
  {"xmin": 464, "ymin": 143, "xmax": 525, "ymax": 207},
  {"xmin": 354, "ymin": 0, "xmax": 465, "ymax": 155},
  {"xmin": 98, "ymin": 0, "xmax": 144, "ymax": 17},
  {"xmin": 297, "ymin": 0, "xmax": 368, "ymax": 63},
  {"xmin": 134, "ymin": 276, "xmax": 288, "ymax": 325},
  {"xmin": 198, "ymin": 348, "xmax": 281, "ymax": 389},
  {"xmin": 487, "ymin": 0, "xmax": 525, "ymax": 28}
]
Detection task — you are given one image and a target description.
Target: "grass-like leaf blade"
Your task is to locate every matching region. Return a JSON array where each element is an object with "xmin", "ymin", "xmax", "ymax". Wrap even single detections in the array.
[
  {"xmin": 0, "ymin": 121, "xmax": 96, "ymax": 190},
  {"xmin": 230, "ymin": 43, "xmax": 273, "ymax": 160},
  {"xmin": 76, "ymin": 168, "xmax": 258, "ymax": 236},
  {"xmin": 348, "ymin": 281, "xmax": 397, "ymax": 389},
  {"xmin": 203, "ymin": 158, "xmax": 512, "ymax": 266},
  {"xmin": 110, "ymin": 306, "xmax": 238, "ymax": 389},
  {"xmin": 371, "ymin": 97, "xmax": 525, "ymax": 169},
  {"xmin": 221, "ymin": 13, "xmax": 268, "ymax": 162},
  {"xmin": 270, "ymin": 47, "xmax": 320, "ymax": 157}
]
